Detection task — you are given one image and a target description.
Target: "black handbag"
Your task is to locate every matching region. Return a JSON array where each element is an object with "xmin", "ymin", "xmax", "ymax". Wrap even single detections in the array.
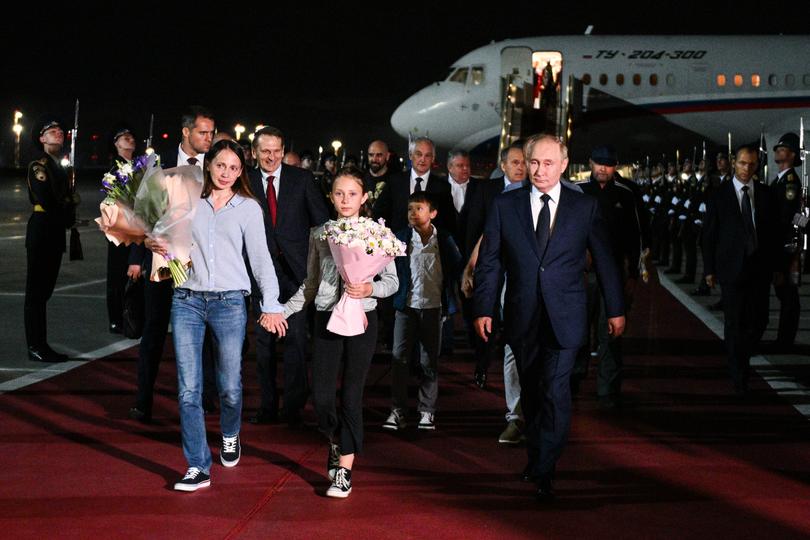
[{"xmin": 122, "ymin": 278, "xmax": 145, "ymax": 339}]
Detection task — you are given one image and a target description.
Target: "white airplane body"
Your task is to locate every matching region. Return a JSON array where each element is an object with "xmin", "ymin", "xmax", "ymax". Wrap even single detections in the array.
[{"xmin": 391, "ymin": 35, "xmax": 810, "ymax": 164}]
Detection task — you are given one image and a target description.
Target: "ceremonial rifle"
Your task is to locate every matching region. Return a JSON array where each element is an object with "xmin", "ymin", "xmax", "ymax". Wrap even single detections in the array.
[{"xmin": 68, "ymin": 99, "xmax": 83, "ymax": 260}]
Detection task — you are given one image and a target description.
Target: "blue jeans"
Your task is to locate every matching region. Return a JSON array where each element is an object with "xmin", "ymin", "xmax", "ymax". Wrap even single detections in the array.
[{"xmin": 171, "ymin": 288, "xmax": 247, "ymax": 473}]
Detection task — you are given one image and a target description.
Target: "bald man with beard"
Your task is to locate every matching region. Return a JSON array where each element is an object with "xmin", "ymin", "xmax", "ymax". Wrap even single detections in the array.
[{"xmin": 364, "ymin": 140, "xmax": 392, "ymax": 205}]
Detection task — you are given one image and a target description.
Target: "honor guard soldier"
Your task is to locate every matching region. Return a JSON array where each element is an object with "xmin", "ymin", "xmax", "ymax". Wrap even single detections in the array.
[
  {"xmin": 770, "ymin": 132, "xmax": 803, "ymax": 352},
  {"xmin": 24, "ymin": 117, "xmax": 79, "ymax": 362}
]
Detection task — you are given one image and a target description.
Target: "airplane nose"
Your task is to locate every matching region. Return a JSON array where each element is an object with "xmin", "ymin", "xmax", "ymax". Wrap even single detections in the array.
[{"xmin": 390, "ymin": 98, "xmax": 416, "ymax": 139}]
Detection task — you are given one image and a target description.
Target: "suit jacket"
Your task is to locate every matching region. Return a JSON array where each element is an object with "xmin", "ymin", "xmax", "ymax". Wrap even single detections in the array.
[
  {"xmin": 702, "ymin": 179, "xmax": 776, "ymax": 285},
  {"xmin": 372, "ymin": 170, "xmax": 455, "ymax": 234},
  {"xmin": 473, "ymin": 182, "xmax": 624, "ymax": 349},
  {"xmin": 249, "ymin": 164, "xmax": 330, "ymax": 301},
  {"xmin": 464, "ymin": 177, "xmax": 508, "ymax": 260}
]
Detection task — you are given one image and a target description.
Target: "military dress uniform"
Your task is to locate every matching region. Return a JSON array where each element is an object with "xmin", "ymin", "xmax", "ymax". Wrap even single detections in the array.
[
  {"xmin": 772, "ymin": 164, "xmax": 802, "ymax": 349},
  {"xmin": 24, "ymin": 147, "xmax": 77, "ymax": 362}
]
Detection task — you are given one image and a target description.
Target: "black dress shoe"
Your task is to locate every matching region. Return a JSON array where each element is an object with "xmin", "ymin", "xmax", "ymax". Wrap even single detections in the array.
[
  {"xmin": 248, "ymin": 408, "xmax": 279, "ymax": 424},
  {"xmin": 536, "ymin": 480, "xmax": 556, "ymax": 502},
  {"xmin": 27, "ymin": 346, "xmax": 67, "ymax": 363},
  {"xmin": 473, "ymin": 369, "xmax": 487, "ymax": 389},
  {"xmin": 521, "ymin": 463, "xmax": 538, "ymax": 483},
  {"xmin": 128, "ymin": 407, "xmax": 152, "ymax": 423}
]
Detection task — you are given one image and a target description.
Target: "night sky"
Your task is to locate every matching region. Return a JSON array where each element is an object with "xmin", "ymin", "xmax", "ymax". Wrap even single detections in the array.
[{"xmin": 0, "ymin": 2, "xmax": 804, "ymax": 167}]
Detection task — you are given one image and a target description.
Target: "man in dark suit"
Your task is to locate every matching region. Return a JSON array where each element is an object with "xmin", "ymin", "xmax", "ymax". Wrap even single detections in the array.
[
  {"xmin": 703, "ymin": 145, "xmax": 776, "ymax": 395},
  {"xmin": 372, "ymin": 136, "xmax": 454, "ymax": 234},
  {"xmin": 248, "ymin": 126, "xmax": 330, "ymax": 425},
  {"xmin": 129, "ymin": 106, "xmax": 215, "ymax": 423},
  {"xmin": 473, "ymin": 134, "xmax": 625, "ymax": 501}
]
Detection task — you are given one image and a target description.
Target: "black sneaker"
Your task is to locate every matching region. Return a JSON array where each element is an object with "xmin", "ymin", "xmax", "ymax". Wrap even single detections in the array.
[
  {"xmin": 326, "ymin": 467, "xmax": 352, "ymax": 498},
  {"xmin": 220, "ymin": 434, "xmax": 241, "ymax": 467},
  {"xmin": 327, "ymin": 443, "xmax": 340, "ymax": 480},
  {"xmin": 174, "ymin": 467, "xmax": 210, "ymax": 492}
]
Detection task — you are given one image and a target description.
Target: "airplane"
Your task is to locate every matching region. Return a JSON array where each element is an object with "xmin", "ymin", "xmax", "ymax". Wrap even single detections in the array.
[{"xmin": 390, "ymin": 34, "xmax": 810, "ymax": 172}]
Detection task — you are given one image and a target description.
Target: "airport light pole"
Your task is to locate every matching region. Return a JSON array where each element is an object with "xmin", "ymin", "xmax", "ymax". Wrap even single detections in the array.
[
  {"xmin": 331, "ymin": 140, "xmax": 342, "ymax": 163},
  {"xmin": 12, "ymin": 110, "xmax": 23, "ymax": 169}
]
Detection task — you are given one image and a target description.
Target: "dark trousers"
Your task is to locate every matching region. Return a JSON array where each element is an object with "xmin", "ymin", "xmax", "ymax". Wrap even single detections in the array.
[
  {"xmin": 682, "ymin": 224, "xmax": 697, "ymax": 280},
  {"xmin": 106, "ymin": 241, "xmax": 130, "ymax": 327},
  {"xmin": 668, "ymin": 222, "xmax": 683, "ymax": 272},
  {"xmin": 255, "ymin": 305, "xmax": 309, "ymax": 415},
  {"xmin": 721, "ymin": 276, "xmax": 770, "ymax": 392},
  {"xmin": 24, "ymin": 215, "xmax": 64, "ymax": 348},
  {"xmin": 311, "ymin": 310, "xmax": 378, "ymax": 455},
  {"xmin": 775, "ymin": 281, "xmax": 800, "ymax": 346},
  {"xmin": 512, "ymin": 307, "xmax": 575, "ymax": 483},
  {"xmin": 134, "ymin": 279, "xmax": 173, "ymax": 413}
]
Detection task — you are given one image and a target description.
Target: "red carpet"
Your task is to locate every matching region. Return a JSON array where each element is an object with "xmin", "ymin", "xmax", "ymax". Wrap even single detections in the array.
[{"xmin": 1, "ymin": 280, "xmax": 810, "ymax": 539}]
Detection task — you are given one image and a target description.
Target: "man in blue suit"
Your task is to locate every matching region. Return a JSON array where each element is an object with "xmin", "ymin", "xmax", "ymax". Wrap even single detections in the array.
[{"xmin": 473, "ymin": 134, "xmax": 625, "ymax": 501}]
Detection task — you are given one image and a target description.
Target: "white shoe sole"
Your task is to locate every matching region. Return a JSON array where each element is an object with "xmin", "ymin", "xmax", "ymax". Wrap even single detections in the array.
[
  {"xmin": 326, "ymin": 487, "xmax": 352, "ymax": 498},
  {"xmin": 221, "ymin": 455, "xmax": 240, "ymax": 467},
  {"xmin": 418, "ymin": 425, "xmax": 435, "ymax": 430},
  {"xmin": 174, "ymin": 479, "xmax": 210, "ymax": 492}
]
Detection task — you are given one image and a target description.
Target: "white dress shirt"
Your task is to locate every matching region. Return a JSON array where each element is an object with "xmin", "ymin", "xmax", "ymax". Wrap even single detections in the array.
[
  {"xmin": 410, "ymin": 169, "xmax": 432, "ymax": 194},
  {"xmin": 260, "ymin": 164, "xmax": 282, "ymax": 200},
  {"xmin": 732, "ymin": 177, "xmax": 756, "ymax": 228},
  {"xmin": 530, "ymin": 181, "xmax": 562, "ymax": 232},
  {"xmin": 407, "ymin": 225, "xmax": 443, "ymax": 309},
  {"xmin": 177, "ymin": 144, "xmax": 205, "ymax": 169},
  {"xmin": 448, "ymin": 175, "xmax": 468, "ymax": 213}
]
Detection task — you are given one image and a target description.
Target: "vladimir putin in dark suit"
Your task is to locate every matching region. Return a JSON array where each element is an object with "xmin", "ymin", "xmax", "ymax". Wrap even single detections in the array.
[
  {"xmin": 473, "ymin": 134, "xmax": 625, "ymax": 501},
  {"xmin": 249, "ymin": 126, "xmax": 330, "ymax": 424},
  {"xmin": 702, "ymin": 145, "xmax": 777, "ymax": 396}
]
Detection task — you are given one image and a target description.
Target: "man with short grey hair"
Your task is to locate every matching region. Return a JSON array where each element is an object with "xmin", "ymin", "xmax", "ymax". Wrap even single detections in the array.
[{"xmin": 373, "ymin": 136, "xmax": 454, "ymax": 233}]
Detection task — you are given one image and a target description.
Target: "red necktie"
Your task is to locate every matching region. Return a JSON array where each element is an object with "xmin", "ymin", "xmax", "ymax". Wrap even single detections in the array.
[{"xmin": 266, "ymin": 175, "xmax": 277, "ymax": 226}]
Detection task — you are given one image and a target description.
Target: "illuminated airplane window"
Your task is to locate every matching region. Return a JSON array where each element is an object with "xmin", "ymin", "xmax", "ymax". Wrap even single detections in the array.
[
  {"xmin": 471, "ymin": 67, "xmax": 485, "ymax": 85},
  {"xmin": 448, "ymin": 68, "xmax": 469, "ymax": 84},
  {"xmin": 650, "ymin": 74, "xmax": 658, "ymax": 86},
  {"xmin": 769, "ymin": 74, "xmax": 778, "ymax": 86},
  {"xmin": 616, "ymin": 74, "xmax": 625, "ymax": 85},
  {"xmin": 633, "ymin": 74, "xmax": 641, "ymax": 86},
  {"xmin": 582, "ymin": 73, "xmax": 591, "ymax": 85},
  {"xmin": 751, "ymin": 74, "xmax": 760, "ymax": 87},
  {"xmin": 716, "ymin": 74, "xmax": 726, "ymax": 87},
  {"xmin": 733, "ymin": 74, "xmax": 743, "ymax": 87},
  {"xmin": 666, "ymin": 74, "xmax": 675, "ymax": 86},
  {"xmin": 786, "ymin": 74, "xmax": 795, "ymax": 87},
  {"xmin": 599, "ymin": 73, "xmax": 608, "ymax": 86}
]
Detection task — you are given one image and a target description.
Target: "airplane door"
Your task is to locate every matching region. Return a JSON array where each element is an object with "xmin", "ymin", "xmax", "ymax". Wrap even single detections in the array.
[{"xmin": 498, "ymin": 47, "xmax": 534, "ymax": 157}]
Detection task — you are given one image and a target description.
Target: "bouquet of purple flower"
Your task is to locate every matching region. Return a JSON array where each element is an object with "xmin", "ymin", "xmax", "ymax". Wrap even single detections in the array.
[
  {"xmin": 101, "ymin": 154, "xmax": 151, "ymax": 206},
  {"xmin": 96, "ymin": 153, "xmax": 204, "ymax": 287}
]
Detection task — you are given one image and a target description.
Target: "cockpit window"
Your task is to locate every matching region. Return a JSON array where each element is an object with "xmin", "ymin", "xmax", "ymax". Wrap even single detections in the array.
[
  {"xmin": 471, "ymin": 66, "xmax": 485, "ymax": 85},
  {"xmin": 448, "ymin": 67, "xmax": 469, "ymax": 84}
]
